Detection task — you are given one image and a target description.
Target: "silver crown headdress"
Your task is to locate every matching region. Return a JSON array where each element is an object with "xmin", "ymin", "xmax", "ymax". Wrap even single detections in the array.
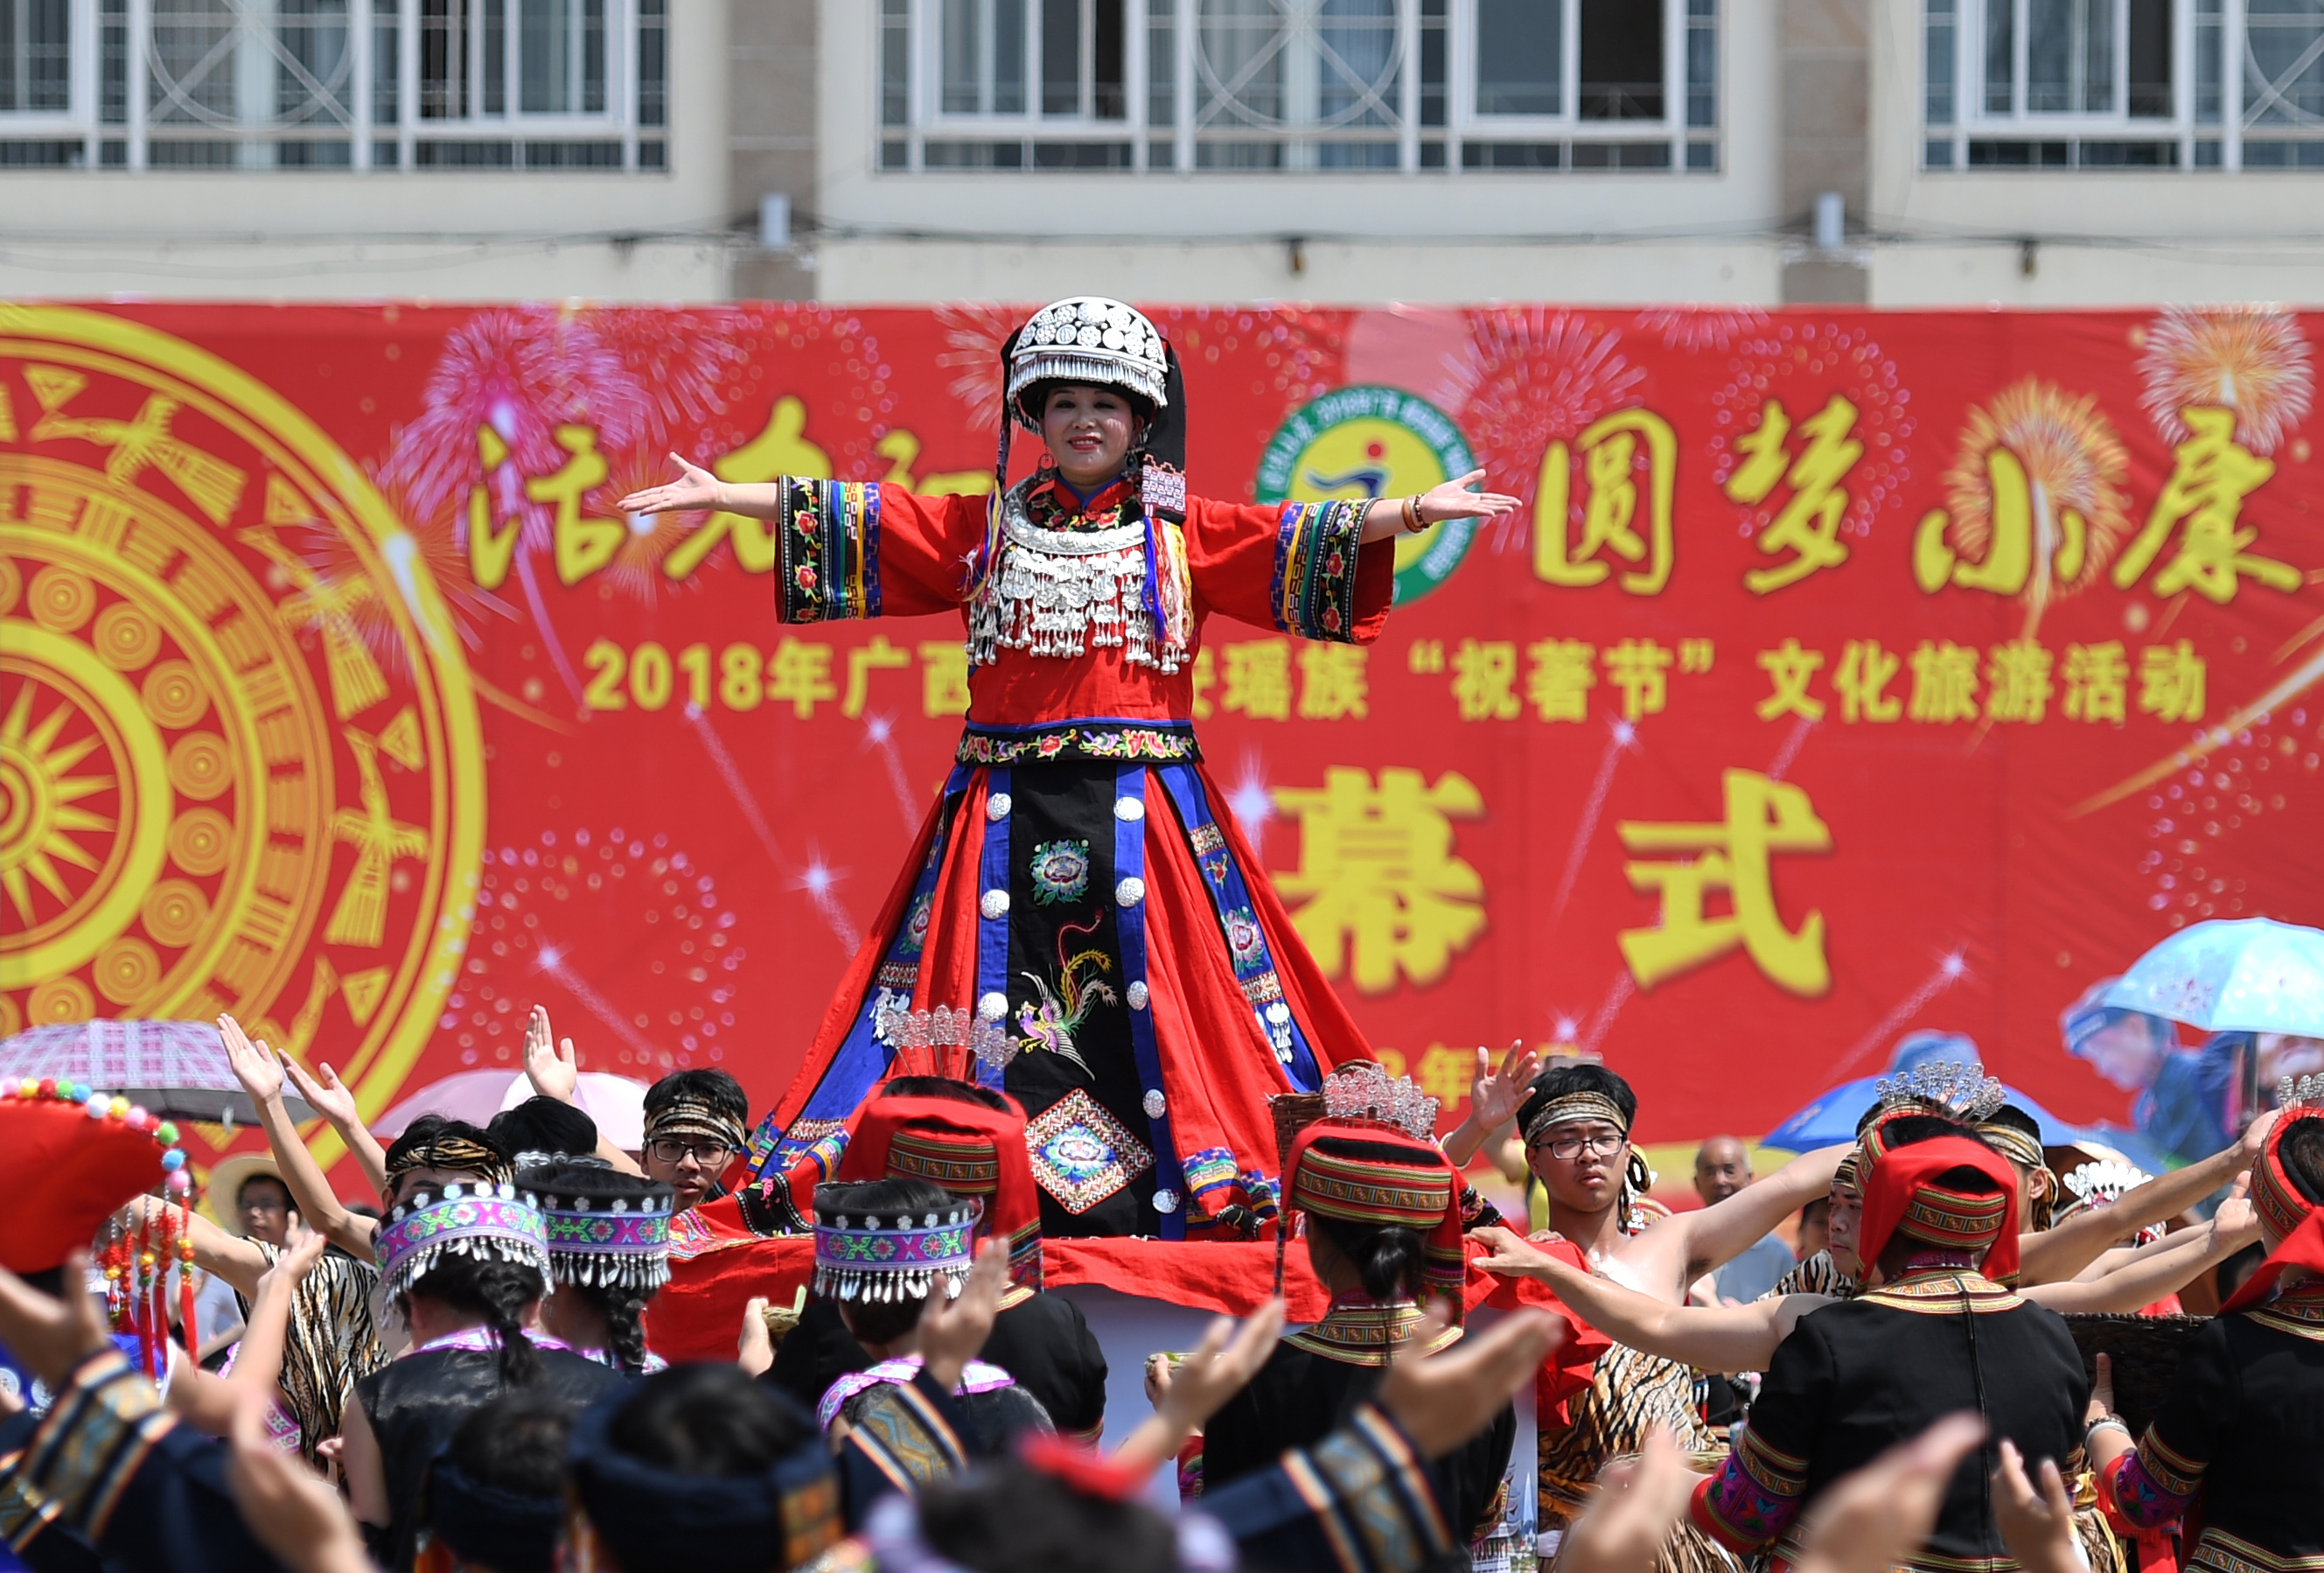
[
  {"xmin": 1320, "ymin": 1059, "xmax": 1441, "ymax": 1143},
  {"xmin": 1874, "ymin": 1059, "xmax": 2006, "ymax": 1123},
  {"xmin": 2061, "ymin": 1158, "xmax": 2153, "ymax": 1206},
  {"xmin": 1006, "ymin": 297, "xmax": 1169, "ymax": 422},
  {"xmin": 2279, "ymin": 1074, "xmax": 2324, "ymax": 1113}
]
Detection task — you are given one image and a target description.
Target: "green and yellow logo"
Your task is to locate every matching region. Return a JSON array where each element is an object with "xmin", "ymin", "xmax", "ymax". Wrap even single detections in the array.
[{"xmin": 1253, "ymin": 386, "xmax": 1479, "ymax": 605}]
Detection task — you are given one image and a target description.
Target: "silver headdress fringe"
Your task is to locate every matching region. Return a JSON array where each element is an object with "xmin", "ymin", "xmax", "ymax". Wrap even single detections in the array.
[
  {"xmin": 535, "ymin": 1185, "xmax": 676, "ymax": 1293},
  {"xmin": 812, "ymin": 1201, "xmax": 981, "ymax": 1306},
  {"xmin": 379, "ymin": 1181, "xmax": 554, "ymax": 1304},
  {"xmin": 1874, "ymin": 1059, "xmax": 2006, "ymax": 1123},
  {"xmin": 1005, "ymin": 297, "xmax": 1169, "ymax": 420},
  {"xmin": 2281, "ymin": 1073, "xmax": 2324, "ymax": 1113}
]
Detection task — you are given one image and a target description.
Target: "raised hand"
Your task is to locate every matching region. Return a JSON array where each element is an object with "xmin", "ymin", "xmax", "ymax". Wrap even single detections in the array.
[
  {"xmin": 1469, "ymin": 1039, "xmax": 1540, "ymax": 1131},
  {"xmin": 1378, "ymin": 1304, "xmax": 1561, "ymax": 1458},
  {"xmin": 919, "ymin": 1241, "xmax": 1008, "ymax": 1392},
  {"xmin": 1989, "ymin": 1440, "xmax": 2084, "ymax": 1573},
  {"xmin": 1419, "ymin": 469, "xmax": 1524, "ymax": 524},
  {"xmin": 2240, "ymin": 1106, "xmax": 2279, "ymax": 1165},
  {"xmin": 616, "ymin": 453, "xmax": 722, "ymax": 515},
  {"xmin": 1555, "ymin": 1425, "xmax": 1696, "ymax": 1573},
  {"xmin": 2212, "ymin": 1172, "xmax": 2259, "ymax": 1246},
  {"xmin": 1791, "ymin": 1413, "xmax": 1986, "ymax": 1573},
  {"xmin": 280, "ymin": 1054, "xmax": 359, "ymax": 1130},
  {"xmin": 523, "ymin": 1004, "xmax": 581, "ymax": 1105},
  {"xmin": 1158, "ymin": 1299, "xmax": 1286, "ymax": 1434},
  {"xmin": 219, "ymin": 1013, "xmax": 284, "ymax": 1105}
]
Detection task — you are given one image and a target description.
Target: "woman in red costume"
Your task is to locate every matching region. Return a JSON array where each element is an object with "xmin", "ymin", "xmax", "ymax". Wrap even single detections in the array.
[{"xmin": 622, "ymin": 297, "xmax": 1515, "ymax": 1241}]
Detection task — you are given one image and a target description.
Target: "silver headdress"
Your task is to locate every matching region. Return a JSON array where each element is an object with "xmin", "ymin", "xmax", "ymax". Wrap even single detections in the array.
[
  {"xmin": 1005, "ymin": 297, "xmax": 1169, "ymax": 421},
  {"xmin": 1320, "ymin": 1059, "xmax": 1441, "ymax": 1143},
  {"xmin": 2279, "ymin": 1074, "xmax": 2324, "ymax": 1112},
  {"xmin": 1873, "ymin": 1059, "xmax": 2007, "ymax": 1124}
]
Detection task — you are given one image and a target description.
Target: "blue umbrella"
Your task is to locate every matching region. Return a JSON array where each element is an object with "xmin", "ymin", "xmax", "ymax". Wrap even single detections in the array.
[
  {"xmin": 2103, "ymin": 918, "xmax": 2324, "ymax": 1037},
  {"xmin": 1760, "ymin": 1074, "xmax": 2085, "ymax": 1151}
]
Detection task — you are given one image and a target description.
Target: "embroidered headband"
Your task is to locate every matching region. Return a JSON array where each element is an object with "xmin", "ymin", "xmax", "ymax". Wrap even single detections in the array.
[
  {"xmin": 836, "ymin": 1094, "xmax": 1046, "ymax": 1293},
  {"xmin": 1005, "ymin": 297, "xmax": 1169, "ymax": 423},
  {"xmin": 520, "ymin": 1167, "xmax": 675, "ymax": 1292},
  {"xmin": 813, "ymin": 1194, "xmax": 983, "ymax": 1304},
  {"xmin": 1976, "ymin": 1119, "xmax": 2047, "ymax": 1175},
  {"xmin": 385, "ymin": 1128, "xmax": 513, "ymax": 1189},
  {"xmin": 2221, "ymin": 1092, "xmax": 2324, "ymax": 1314},
  {"xmin": 1522, "ymin": 1092, "xmax": 1630, "ymax": 1145},
  {"xmin": 642, "ymin": 1094, "xmax": 747, "ymax": 1154},
  {"xmin": 1857, "ymin": 1135, "xmax": 2021, "ymax": 1283},
  {"xmin": 1280, "ymin": 1095, "xmax": 1468, "ymax": 1320},
  {"xmin": 1832, "ymin": 1149, "xmax": 1861, "ymax": 1196},
  {"xmin": 378, "ymin": 1181, "xmax": 553, "ymax": 1302}
]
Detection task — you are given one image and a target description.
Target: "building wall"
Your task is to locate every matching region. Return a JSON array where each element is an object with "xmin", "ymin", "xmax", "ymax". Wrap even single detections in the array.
[{"xmin": 0, "ymin": 0, "xmax": 736, "ymax": 301}]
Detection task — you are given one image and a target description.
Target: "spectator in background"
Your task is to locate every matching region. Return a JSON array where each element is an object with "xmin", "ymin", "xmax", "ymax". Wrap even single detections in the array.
[
  {"xmin": 2062, "ymin": 978, "xmax": 2227, "ymax": 1165},
  {"xmin": 1795, "ymin": 1194, "xmax": 1832, "ymax": 1262},
  {"xmin": 1694, "ymin": 1137, "xmax": 1797, "ymax": 1304},
  {"xmin": 639, "ymin": 1069, "xmax": 751, "ymax": 1213}
]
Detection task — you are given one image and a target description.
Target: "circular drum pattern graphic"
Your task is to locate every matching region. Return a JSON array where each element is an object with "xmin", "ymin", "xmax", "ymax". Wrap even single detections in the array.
[{"xmin": 0, "ymin": 305, "xmax": 484, "ymax": 1114}]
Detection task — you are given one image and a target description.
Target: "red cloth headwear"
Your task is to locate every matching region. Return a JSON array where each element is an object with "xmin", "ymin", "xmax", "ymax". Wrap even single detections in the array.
[
  {"xmin": 1280, "ymin": 1122, "xmax": 1467, "ymax": 1321},
  {"xmin": 1858, "ymin": 1134, "xmax": 2021, "ymax": 1284},
  {"xmin": 2222, "ymin": 1106, "xmax": 2324, "ymax": 1313},
  {"xmin": 834, "ymin": 1093, "xmax": 1044, "ymax": 1292},
  {"xmin": 0, "ymin": 1080, "xmax": 187, "ymax": 1275}
]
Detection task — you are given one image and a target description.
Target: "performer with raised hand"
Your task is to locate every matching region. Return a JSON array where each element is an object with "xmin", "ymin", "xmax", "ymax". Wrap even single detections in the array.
[{"xmin": 621, "ymin": 297, "xmax": 1516, "ymax": 1241}]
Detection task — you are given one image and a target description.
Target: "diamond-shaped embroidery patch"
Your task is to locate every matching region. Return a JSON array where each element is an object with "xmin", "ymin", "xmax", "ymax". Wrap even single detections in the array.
[{"xmin": 1024, "ymin": 1088, "xmax": 1155, "ymax": 1214}]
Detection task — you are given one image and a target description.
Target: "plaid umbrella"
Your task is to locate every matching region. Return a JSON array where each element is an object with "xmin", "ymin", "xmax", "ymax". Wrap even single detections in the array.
[{"xmin": 0, "ymin": 1019, "xmax": 315, "ymax": 1127}]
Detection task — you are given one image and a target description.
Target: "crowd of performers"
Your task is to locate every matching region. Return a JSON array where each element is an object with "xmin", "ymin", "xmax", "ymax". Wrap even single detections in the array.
[{"xmin": 4, "ymin": 292, "xmax": 2321, "ymax": 1573}]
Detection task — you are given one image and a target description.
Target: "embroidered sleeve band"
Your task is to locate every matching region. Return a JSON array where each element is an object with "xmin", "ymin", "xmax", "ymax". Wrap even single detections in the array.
[
  {"xmin": 1270, "ymin": 500, "xmax": 1369, "ymax": 643},
  {"xmin": 1691, "ymin": 1422, "xmax": 1811, "ymax": 1553},
  {"xmin": 1278, "ymin": 1405, "xmax": 1454, "ymax": 1573},
  {"xmin": 16, "ymin": 1349, "xmax": 176, "ymax": 1545},
  {"xmin": 2104, "ymin": 1430, "xmax": 2205, "ymax": 1529},
  {"xmin": 777, "ymin": 479, "xmax": 882, "ymax": 624}
]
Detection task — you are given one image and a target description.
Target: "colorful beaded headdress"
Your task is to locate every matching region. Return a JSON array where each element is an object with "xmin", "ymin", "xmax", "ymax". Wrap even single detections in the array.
[
  {"xmin": 835, "ymin": 1094, "xmax": 1044, "ymax": 1293},
  {"xmin": 3, "ymin": 1077, "xmax": 194, "ymax": 1374},
  {"xmin": 377, "ymin": 1179, "xmax": 553, "ymax": 1302},
  {"xmin": 519, "ymin": 1164, "xmax": 675, "ymax": 1292},
  {"xmin": 812, "ymin": 1186, "xmax": 983, "ymax": 1304}
]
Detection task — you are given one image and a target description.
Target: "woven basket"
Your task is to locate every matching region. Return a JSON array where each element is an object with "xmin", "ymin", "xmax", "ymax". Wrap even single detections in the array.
[
  {"xmin": 1271, "ymin": 1091, "xmax": 1327, "ymax": 1168},
  {"xmin": 2060, "ymin": 1313, "xmax": 2207, "ymax": 1435}
]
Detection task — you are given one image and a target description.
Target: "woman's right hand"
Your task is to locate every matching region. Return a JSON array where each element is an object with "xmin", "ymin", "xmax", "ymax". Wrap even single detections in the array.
[{"xmin": 616, "ymin": 453, "xmax": 722, "ymax": 514}]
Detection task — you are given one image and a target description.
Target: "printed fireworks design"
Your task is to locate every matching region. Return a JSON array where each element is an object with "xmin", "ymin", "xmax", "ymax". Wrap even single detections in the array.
[
  {"xmin": 450, "ymin": 829, "xmax": 743, "ymax": 1071},
  {"xmin": 2135, "ymin": 710, "xmax": 2324, "ymax": 931},
  {"xmin": 1709, "ymin": 320, "xmax": 1916, "ymax": 544},
  {"xmin": 1434, "ymin": 309, "xmax": 1646, "ymax": 556},
  {"xmin": 1942, "ymin": 379, "xmax": 2132, "ymax": 639},
  {"xmin": 2137, "ymin": 304, "xmax": 2314, "ymax": 457}
]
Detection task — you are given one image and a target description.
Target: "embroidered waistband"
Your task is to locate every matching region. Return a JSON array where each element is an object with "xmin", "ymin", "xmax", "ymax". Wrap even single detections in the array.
[{"xmin": 956, "ymin": 720, "xmax": 1201, "ymax": 766}]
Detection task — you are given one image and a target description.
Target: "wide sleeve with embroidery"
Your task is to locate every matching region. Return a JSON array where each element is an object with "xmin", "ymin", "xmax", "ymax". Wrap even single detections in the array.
[
  {"xmin": 1691, "ymin": 1314, "xmax": 1833, "ymax": 1553},
  {"xmin": 771, "ymin": 483, "xmax": 992, "ymax": 624},
  {"xmin": 1181, "ymin": 498, "xmax": 1395, "ymax": 644},
  {"xmin": 2104, "ymin": 1317, "xmax": 2230, "ymax": 1529}
]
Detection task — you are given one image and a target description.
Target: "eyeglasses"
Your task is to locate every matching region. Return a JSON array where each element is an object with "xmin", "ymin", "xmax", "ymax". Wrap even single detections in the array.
[
  {"xmin": 1535, "ymin": 1132, "xmax": 1628, "ymax": 1162},
  {"xmin": 647, "ymin": 1136, "xmax": 738, "ymax": 1166}
]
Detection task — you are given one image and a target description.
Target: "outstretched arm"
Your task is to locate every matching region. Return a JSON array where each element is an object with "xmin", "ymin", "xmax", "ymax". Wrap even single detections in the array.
[
  {"xmin": 2025, "ymin": 1179, "xmax": 2259, "ymax": 1314},
  {"xmin": 220, "ymin": 1015, "xmax": 377, "ymax": 1261},
  {"xmin": 276, "ymin": 1054, "xmax": 389, "ymax": 1201},
  {"xmin": 1441, "ymin": 1042, "xmax": 1539, "ymax": 1171},
  {"xmin": 2017, "ymin": 1112, "xmax": 2270, "ymax": 1285},
  {"xmin": 1625, "ymin": 1144, "xmax": 1849, "ymax": 1299},
  {"xmin": 521, "ymin": 1006, "xmax": 646, "ymax": 1176},
  {"xmin": 1472, "ymin": 1227, "xmax": 1828, "ymax": 1374},
  {"xmin": 1355, "ymin": 471, "xmax": 1521, "ymax": 544}
]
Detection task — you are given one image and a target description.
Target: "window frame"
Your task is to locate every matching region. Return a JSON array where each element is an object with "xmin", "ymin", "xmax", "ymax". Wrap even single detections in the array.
[
  {"xmin": 0, "ymin": 0, "xmax": 665, "ymax": 169},
  {"xmin": 882, "ymin": 0, "xmax": 1717, "ymax": 174},
  {"xmin": 1924, "ymin": 0, "xmax": 2324, "ymax": 169}
]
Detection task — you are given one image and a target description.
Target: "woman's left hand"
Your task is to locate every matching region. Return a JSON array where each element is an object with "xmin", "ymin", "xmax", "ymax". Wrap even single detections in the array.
[{"xmin": 1417, "ymin": 470, "xmax": 1522, "ymax": 524}]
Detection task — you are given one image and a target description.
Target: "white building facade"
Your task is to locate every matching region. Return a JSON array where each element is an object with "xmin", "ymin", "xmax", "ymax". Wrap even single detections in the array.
[{"xmin": 1, "ymin": 0, "xmax": 2319, "ymax": 303}]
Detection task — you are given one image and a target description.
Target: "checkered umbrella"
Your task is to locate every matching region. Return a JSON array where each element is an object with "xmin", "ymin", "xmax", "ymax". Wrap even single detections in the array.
[{"xmin": 0, "ymin": 1018, "xmax": 315, "ymax": 1127}]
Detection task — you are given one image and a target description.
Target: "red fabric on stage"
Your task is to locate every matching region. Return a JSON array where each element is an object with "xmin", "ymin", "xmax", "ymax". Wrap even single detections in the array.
[
  {"xmin": 646, "ymin": 1230, "xmax": 1606, "ymax": 1404},
  {"xmin": 1857, "ymin": 1135, "xmax": 2022, "ymax": 1283}
]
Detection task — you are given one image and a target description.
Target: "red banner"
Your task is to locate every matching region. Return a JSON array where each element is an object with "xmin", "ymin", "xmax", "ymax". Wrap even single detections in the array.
[{"xmin": 5, "ymin": 301, "xmax": 2321, "ymax": 1175}]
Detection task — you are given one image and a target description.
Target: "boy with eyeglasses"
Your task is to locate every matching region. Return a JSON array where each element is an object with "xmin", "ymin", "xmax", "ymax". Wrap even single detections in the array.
[{"xmin": 639, "ymin": 1069, "xmax": 751, "ymax": 1213}]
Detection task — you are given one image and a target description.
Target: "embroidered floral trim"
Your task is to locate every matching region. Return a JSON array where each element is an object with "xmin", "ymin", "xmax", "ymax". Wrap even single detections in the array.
[
  {"xmin": 777, "ymin": 479, "xmax": 881, "ymax": 624},
  {"xmin": 1269, "ymin": 500, "xmax": 1369, "ymax": 643},
  {"xmin": 1029, "ymin": 840, "xmax": 1093, "ymax": 905},
  {"xmin": 956, "ymin": 722, "xmax": 1200, "ymax": 766},
  {"xmin": 1024, "ymin": 1089, "xmax": 1154, "ymax": 1213},
  {"xmin": 1187, "ymin": 822, "xmax": 1227, "ymax": 856},
  {"xmin": 2186, "ymin": 1528, "xmax": 2324, "ymax": 1573}
]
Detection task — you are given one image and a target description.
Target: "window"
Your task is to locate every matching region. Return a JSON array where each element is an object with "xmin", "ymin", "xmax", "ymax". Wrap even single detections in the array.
[
  {"xmin": 1925, "ymin": 0, "xmax": 2324, "ymax": 168},
  {"xmin": 0, "ymin": 0, "xmax": 664, "ymax": 168},
  {"xmin": 878, "ymin": 0, "xmax": 1716, "ymax": 172}
]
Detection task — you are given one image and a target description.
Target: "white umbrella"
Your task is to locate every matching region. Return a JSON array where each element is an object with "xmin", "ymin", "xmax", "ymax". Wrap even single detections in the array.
[
  {"xmin": 2103, "ymin": 918, "xmax": 2324, "ymax": 1038},
  {"xmin": 374, "ymin": 1067, "xmax": 648, "ymax": 1150},
  {"xmin": 0, "ymin": 1018, "xmax": 314, "ymax": 1127}
]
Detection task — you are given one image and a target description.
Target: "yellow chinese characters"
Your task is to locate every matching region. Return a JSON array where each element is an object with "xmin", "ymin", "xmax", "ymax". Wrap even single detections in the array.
[
  {"xmin": 2112, "ymin": 407, "xmax": 2299, "ymax": 604},
  {"xmin": 1616, "ymin": 769, "xmax": 1833, "ymax": 998},
  {"xmin": 1533, "ymin": 409, "xmax": 1677, "ymax": 595},
  {"xmin": 1725, "ymin": 395, "xmax": 1862, "ymax": 594},
  {"xmin": 465, "ymin": 424, "xmax": 626, "ymax": 590},
  {"xmin": 1274, "ymin": 766, "xmax": 1487, "ymax": 996}
]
